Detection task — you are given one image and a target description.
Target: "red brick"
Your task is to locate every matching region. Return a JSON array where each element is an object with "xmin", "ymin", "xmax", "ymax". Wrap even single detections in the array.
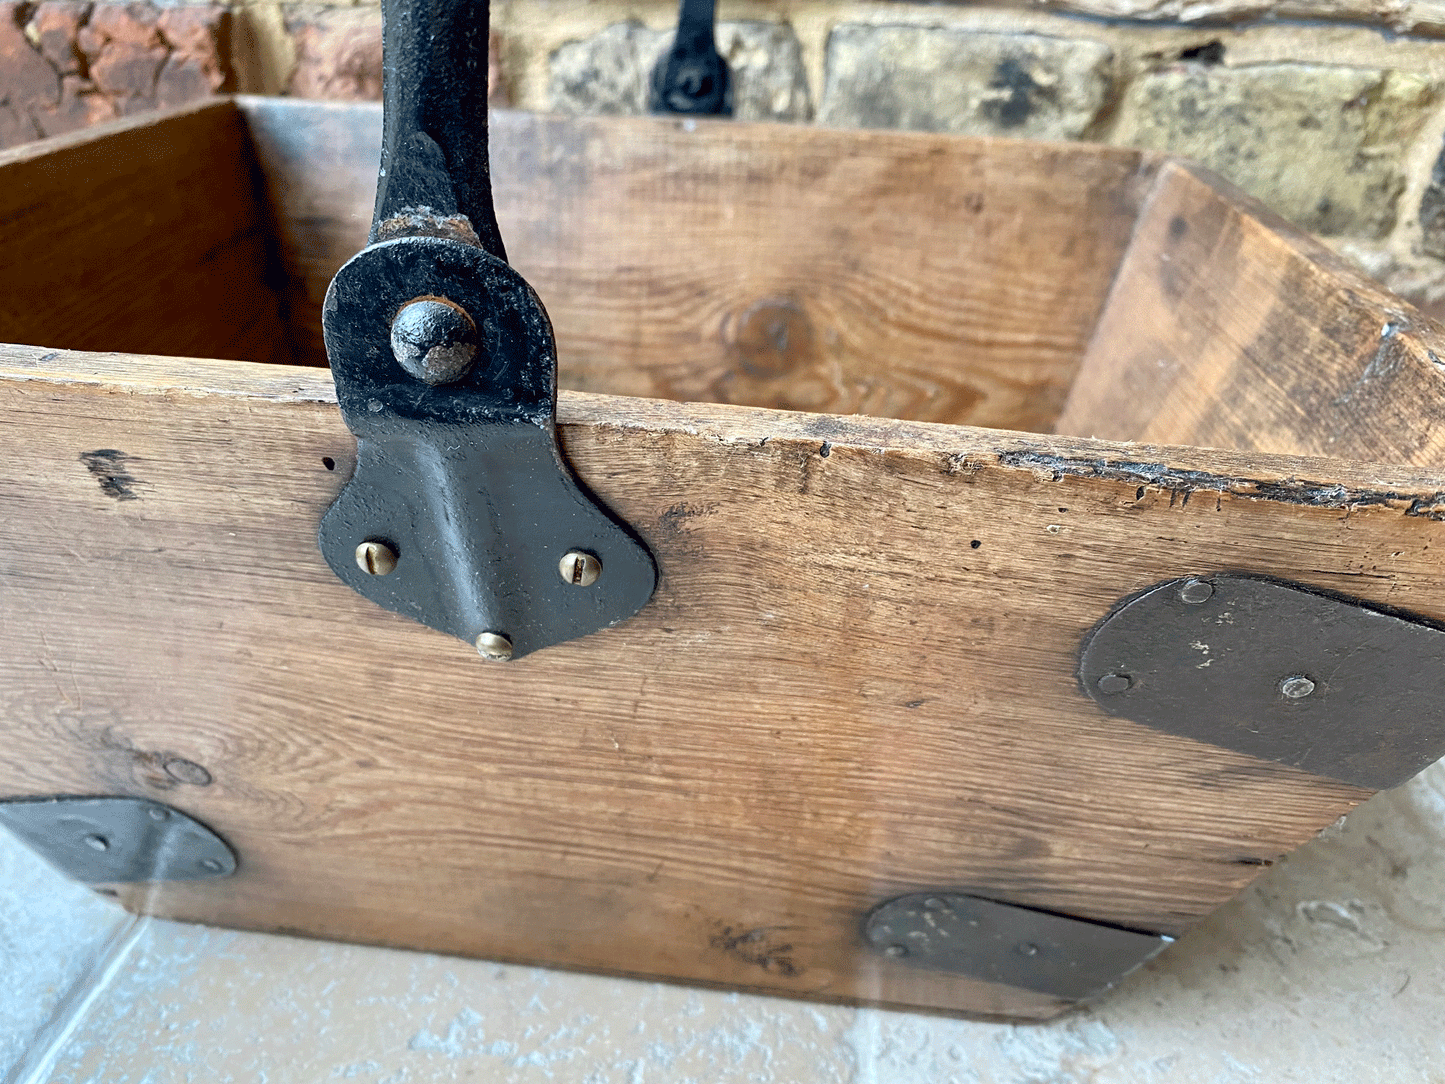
[
  {"xmin": 0, "ymin": 101, "xmax": 40, "ymax": 146},
  {"xmin": 34, "ymin": 73, "xmax": 117, "ymax": 137},
  {"xmin": 32, "ymin": 2, "xmax": 90, "ymax": 76},
  {"xmin": 157, "ymin": 7, "xmax": 229, "ymax": 107},
  {"xmin": 0, "ymin": 3, "xmax": 61, "ymax": 113},
  {"xmin": 82, "ymin": 2, "xmax": 162, "ymax": 49},
  {"xmin": 286, "ymin": 9, "xmax": 507, "ymax": 105},
  {"xmin": 286, "ymin": 8, "xmax": 383, "ymax": 101}
]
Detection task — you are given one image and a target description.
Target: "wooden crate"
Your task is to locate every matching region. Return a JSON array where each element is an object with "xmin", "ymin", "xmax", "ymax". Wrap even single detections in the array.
[{"xmin": 2, "ymin": 96, "xmax": 1444, "ymax": 1021}]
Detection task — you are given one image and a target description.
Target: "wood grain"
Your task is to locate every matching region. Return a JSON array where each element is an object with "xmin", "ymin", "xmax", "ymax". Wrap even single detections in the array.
[
  {"xmin": 239, "ymin": 97, "xmax": 1159, "ymax": 432},
  {"xmin": 11, "ymin": 345, "xmax": 1445, "ymax": 1017},
  {"xmin": 0, "ymin": 100, "xmax": 293, "ymax": 367},
  {"xmin": 1056, "ymin": 160, "xmax": 1445, "ymax": 463}
]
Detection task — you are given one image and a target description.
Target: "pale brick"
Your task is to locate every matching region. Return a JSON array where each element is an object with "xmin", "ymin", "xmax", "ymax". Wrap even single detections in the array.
[
  {"xmin": 548, "ymin": 20, "xmax": 810, "ymax": 122},
  {"xmin": 817, "ymin": 25, "xmax": 1113, "ymax": 141},
  {"xmin": 1114, "ymin": 62, "xmax": 1435, "ymax": 238},
  {"xmin": 1418, "ymin": 141, "xmax": 1445, "ymax": 258}
]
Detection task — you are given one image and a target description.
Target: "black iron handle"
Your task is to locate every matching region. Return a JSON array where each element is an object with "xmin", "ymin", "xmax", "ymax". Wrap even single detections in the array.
[
  {"xmin": 319, "ymin": 0, "xmax": 658, "ymax": 661},
  {"xmin": 650, "ymin": 0, "xmax": 732, "ymax": 116},
  {"xmin": 371, "ymin": 0, "xmax": 506, "ymax": 258}
]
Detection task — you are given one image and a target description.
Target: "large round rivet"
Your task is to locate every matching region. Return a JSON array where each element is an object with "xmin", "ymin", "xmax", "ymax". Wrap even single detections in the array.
[{"xmin": 390, "ymin": 297, "xmax": 479, "ymax": 385}]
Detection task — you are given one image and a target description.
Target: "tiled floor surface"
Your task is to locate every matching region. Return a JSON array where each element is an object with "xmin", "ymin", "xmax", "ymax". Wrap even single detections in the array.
[{"xmin": 5, "ymin": 764, "xmax": 1445, "ymax": 1083}]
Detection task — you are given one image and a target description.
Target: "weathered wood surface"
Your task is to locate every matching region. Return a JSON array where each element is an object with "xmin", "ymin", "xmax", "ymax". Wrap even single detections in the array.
[
  {"xmin": 0, "ymin": 100, "xmax": 292, "ymax": 367},
  {"xmin": 239, "ymin": 97, "xmax": 1159, "ymax": 432},
  {"xmin": 1056, "ymin": 161, "xmax": 1445, "ymax": 464},
  {"xmin": 11, "ymin": 345, "xmax": 1445, "ymax": 1017}
]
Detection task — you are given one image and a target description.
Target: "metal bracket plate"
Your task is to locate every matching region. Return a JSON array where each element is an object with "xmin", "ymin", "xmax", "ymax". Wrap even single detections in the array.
[
  {"xmin": 319, "ymin": 238, "xmax": 657, "ymax": 659},
  {"xmin": 865, "ymin": 893, "xmax": 1171, "ymax": 1001},
  {"xmin": 1079, "ymin": 574, "xmax": 1445, "ymax": 789},
  {"xmin": 0, "ymin": 796, "xmax": 237, "ymax": 883}
]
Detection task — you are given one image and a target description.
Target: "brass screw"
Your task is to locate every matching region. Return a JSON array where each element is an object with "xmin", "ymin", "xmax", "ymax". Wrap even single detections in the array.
[
  {"xmin": 559, "ymin": 551, "xmax": 602, "ymax": 587},
  {"xmin": 475, "ymin": 632, "xmax": 514, "ymax": 661},
  {"xmin": 355, "ymin": 540, "xmax": 398, "ymax": 576}
]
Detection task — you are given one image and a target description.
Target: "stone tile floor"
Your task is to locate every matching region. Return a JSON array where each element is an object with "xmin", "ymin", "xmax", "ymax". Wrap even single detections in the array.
[{"xmin": 4, "ymin": 765, "xmax": 1445, "ymax": 1083}]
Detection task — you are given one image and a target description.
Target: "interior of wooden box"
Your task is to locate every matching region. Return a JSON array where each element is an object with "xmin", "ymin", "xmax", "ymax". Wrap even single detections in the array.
[
  {"xmin": 4, "ymin": 93, "xmax": 1441, "ymax": 461},
  {"xmin": 0, "ymin": 97, "xmax": 1160, "ymax": 438}
]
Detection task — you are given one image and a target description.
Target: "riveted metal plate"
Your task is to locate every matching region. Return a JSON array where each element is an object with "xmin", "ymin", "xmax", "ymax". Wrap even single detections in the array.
[
  {"xmin": 1079, "ymin": 574, "xmax": 1445, "ymax": 789},
  {"xmin": 0, "ymin": 796, "xmax": 237, "ymax": 883},
  {"xmin": 320, "ymin": 238, "xmax": 658, "ymax": 659},
  {"xmin": 864, "ymin": 893, "xmax": 1171, "ymax": 1001}
]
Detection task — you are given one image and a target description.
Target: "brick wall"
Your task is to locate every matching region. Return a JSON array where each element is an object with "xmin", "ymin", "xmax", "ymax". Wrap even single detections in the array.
[{"xmin": 6, "ymin": 0, "xmax": 1445, "ymax": 311}]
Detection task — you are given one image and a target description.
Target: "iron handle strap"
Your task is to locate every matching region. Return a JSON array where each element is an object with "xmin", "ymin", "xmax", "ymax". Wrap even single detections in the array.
[
  {"xmin": 650, "ymin": 0, "xmax": 732, "ymax": 116},
  {"xmin": 371, "ymin": 0, "xmax": 505, "ymax": 258},
  {"xmin": 317, "ymin": 0, "xmax": 658, "ymax": 661}
]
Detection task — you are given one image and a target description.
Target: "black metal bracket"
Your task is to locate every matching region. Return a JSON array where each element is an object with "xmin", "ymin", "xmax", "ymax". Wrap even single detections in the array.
[
  {"xmin": 865, "ymin": 893, "xmax": 1171, "ymax": 1001},
  {"xmin": 649, "ymin": 0, "xmax": 732, "ymax": 116},
  {"xmin": 1079, "ymin": 574, "xmax": 1445, "ymax": 789},
  {"xmin": 319, "ymin": 0, "xmax": 658, "ymax": 661},
  {"xmin": 0, "ymin": 796, "xmax": 236, "ymax": 884}
]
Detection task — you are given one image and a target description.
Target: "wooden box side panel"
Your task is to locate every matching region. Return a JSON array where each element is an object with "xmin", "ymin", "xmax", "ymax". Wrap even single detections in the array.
[
  {"xmin": 1056, "ymin": 160, "xmax": 1445, "ymax": 466},
  {"xmin": 0, "ymin": 100, "xmax": 294, "ymax": 367},
  {"xmin": 10, "ymin": 347, "xmax": 1445, "ymax": 1017},
  {"xmin": 239, "ymin": 98, "xmax": 1159, "ymax": 433}
]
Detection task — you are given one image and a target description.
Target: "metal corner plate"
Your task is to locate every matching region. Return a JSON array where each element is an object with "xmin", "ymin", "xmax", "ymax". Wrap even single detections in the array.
[
  {"xmin": 864, "ymin": 893, "xmax": 1171, "ymax": 1002},
  {"xmin": 1078, "ymin": 574, "xmax": 1445, "ymax": 789},
  {"xmin": 0, "ymin": 796, "xmax": 237, "ymax": 884}
]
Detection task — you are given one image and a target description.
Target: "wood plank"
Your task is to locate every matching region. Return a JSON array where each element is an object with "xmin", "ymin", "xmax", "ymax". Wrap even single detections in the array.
[
  {"xmin": 1056, "ymin": 160, "xmax": 1445, "ymax": 464},
  {"xmin": 0, "ymin": 99, "xmax": 293, "ymax": 367},
  {"xmin": 238, "ymin": 97, "xmax": 1159, "ymax": 432},
  {"xmin": 10, "ymin": 345, "xmax": 1445, "ymax": 1017}
]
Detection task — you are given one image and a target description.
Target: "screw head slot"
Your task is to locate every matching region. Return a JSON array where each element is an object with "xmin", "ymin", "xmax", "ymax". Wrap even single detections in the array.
[
  {"xmin": 559, "ymin": 551, "xmax": 602, "ymax": 587},
  {"xmin": 355, "ymin": 541, "xmax": 398, "ymax": 576}
]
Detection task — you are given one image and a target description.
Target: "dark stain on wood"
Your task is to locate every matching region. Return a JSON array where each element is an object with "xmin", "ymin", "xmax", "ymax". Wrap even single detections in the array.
[
  {"xmin": 79, "ymin": 449, "xmax": 142, "ymax": 501},
  {"xmin": 709, "ymin": 923, "xmax": 802, "ymax": 977}
]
